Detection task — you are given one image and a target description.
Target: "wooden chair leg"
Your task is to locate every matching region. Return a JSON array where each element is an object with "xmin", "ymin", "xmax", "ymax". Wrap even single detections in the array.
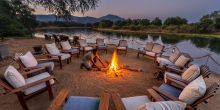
[
  {"xmin": 16, "ymin": 93, "xmax": 28, "ymax": 110},
  {"xmin": 46, "ymin": 81, "xmax": 54, "ymax": 100},
  {"xmin": 59, "ymin": 60, "xmax": 62, "ymax": 69}
]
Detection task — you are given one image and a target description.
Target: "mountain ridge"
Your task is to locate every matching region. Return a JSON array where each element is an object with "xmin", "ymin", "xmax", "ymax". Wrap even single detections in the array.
[{"xmin": 36, "ymin": 14, "xmax": 124, "ymax": 24}]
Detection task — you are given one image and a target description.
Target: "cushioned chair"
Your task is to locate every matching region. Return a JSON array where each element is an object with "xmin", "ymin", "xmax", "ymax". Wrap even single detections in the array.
[
  {"xmin": 78, "ymin": 39, "xmax": 94, "ymax": 55},
  {"xmin": 137, "ymin": 42, "xmax": 165, "ymax": 59},
  {"xmin": 112, "ymin": 92, "xmax": 193, "ymax": 110},
  {"xmin": 156, "ymin": 48, "xmax": 193, "ymax": 71},
  {"xmin": 14, "ymin": 52, "xmax": 55, "ymax": 74},
  {"xmin": 60, "ymin": 41, "xmax": 80, "ymax": 58},
  {"xmin": 164, "ymin": 65, "xmax": 212, "ymax": 86},
  {"xmin": 147, "ymin": 76, "xmax": 219, "ymax": 110},
  {"xmin": 52, "ymin": 34, "xmax": 60, "ymax": 44},
  {"xmin": 116, "ymin": 40, "xmax": 128, "ymax": 55},
  {"xmin": 96, "ymin": 38, "xmax": 108, "ymax": 54},
  {"xmin": 45, "ymin": 43, "xmax": 71, "ymax": 69},
  {"xmin": 0, "ymin": 65, "xmax": 55, "ymax": 110},
  {"xmin": 48, "ymin": 88, "xmax": 110, "ymax": 110}
]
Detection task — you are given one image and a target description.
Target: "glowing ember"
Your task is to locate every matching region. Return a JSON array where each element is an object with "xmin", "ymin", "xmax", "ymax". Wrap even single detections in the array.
[{"xmin": 107, "ymin": 50, "xmax": 121, "ymax": 76}]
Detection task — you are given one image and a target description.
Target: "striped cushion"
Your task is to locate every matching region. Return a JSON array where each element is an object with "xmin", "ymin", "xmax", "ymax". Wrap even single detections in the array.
[
  {"xmin": 152, "ymin": 44, "xmax": 163, "ymax": 53},
  {"xmin": 175, "ymin": 55, "xmax": 190, "ymax": 67},
  {"xmin": 138, "ymin": 101, "xmax": 186, "ymax": 110},
  {"xmin": 169, "ymin": 48, "xmax": 181, "ymax": 63},
  {"xmin": 181, "ymin": 65, "xmax": 200, "ymax": 82},
  {"xmin": 144, "ymin": 43, "xmax": 154, "ymax": 51}
]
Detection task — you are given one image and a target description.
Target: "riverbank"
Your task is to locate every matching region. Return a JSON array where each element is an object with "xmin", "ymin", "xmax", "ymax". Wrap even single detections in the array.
[
  {"xmin": 35, "ymin": 26, "xmax": 91, "ymax": 30},
  {"xmin": 95, "ymin": 28, "xmax": 220, "ymax": 38}
]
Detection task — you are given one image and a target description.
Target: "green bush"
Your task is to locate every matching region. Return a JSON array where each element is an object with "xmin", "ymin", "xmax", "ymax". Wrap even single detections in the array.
[
  {"xmin": 179, "ymin": 24, "xmax": 196, "ymax": 33},
  {"xmin": 112, "ymin": 25, "xmax": 121, "ymax": 30}
]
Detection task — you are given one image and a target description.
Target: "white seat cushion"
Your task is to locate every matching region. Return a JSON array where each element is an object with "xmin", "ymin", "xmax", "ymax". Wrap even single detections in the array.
[
  {"xmin": 181, "ymin": 65, "xmax": 200, "ymax": 82},
  {"xmin": 179, "ymin": 76, "xmax": 206, "ymax": 104},
  {"xmin": 164, "ymin": 71, "xmax": 182, "ymax": 83},
  {"xmin": 122, "ymin": 96, "xmax": 151, "ymax": 110},
  {"xmin": 4, "ymin": 65, "xmax": 25, "ymax": 88},
  {"xmin": 37, "ymin": 62, "xmax": 55, "ymax": 71},
  {"xmin": 78, "ymin": 39, "xmax": 88, "ymax": 47},
  {"xmin": 84, "ymin": 46, "xmax": 93, "ymax": 51},
  {"xmin": 175, "ymin": 55, "xmax": 190, "ymax": 67},
  {"xmin": 117, "ymin": 46, "xmax": 126, "ymax": 50},
  {"xmin": 24, "ymin": 72, "xmax": 54, "ymax": 95},
  {"xmin": 45, "ymin": 43, "xmax": 60, "ymax": 55},
  {"xmin": 56, "ymin": 53, "xmax": 71, "ymax": 60},
  {"xmin": 138, "ymin": 101, "xmax": 186, "ymax": 110},
  {"xmin": 60, "ymin": 41, "xmax": 71, "ymax": 50},
  {"xmin": 145, "ymin": 51, "xmax": 156, "ymax": 57},
  {"xmin": 19, "ymin": 51, "xmax": 38, "ymax": 68},
  {"xmin": 157, "ymin": 57, "xmax": 174, "ymax": 67}
]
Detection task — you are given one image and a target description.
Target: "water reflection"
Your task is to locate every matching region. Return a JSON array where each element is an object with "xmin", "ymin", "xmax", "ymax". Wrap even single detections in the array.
[{"xmin": 35, "ymin": 28, "xmax": 220, "ymax": 72}]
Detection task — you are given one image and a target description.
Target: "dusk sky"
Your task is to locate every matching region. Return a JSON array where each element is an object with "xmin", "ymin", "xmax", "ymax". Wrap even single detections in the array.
[{"xmin": 34, "ymin": 0, "xmax": 220, "ymax": 22}]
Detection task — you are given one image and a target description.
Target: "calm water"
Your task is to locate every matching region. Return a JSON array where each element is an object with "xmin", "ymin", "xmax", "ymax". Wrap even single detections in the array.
[{"xmin": 35, "ymin": 28, "xmax": 220, "ymax": 73}]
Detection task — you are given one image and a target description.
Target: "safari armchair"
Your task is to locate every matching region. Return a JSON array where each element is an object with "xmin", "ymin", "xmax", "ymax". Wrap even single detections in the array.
[
  {"xmin": 60, "ymin": 41, "xmax": 80, "ymax": 58},
  {"xmin": 0, "ymin": 66, "xmax": 55, "ymax": 110},
  {"xmin": 164, "ymin": 65, "xmax": 212, "ymax": 88},
  {"xmin": 44, "ymin": 43, "xmax": 71, "ymax": 69},
  {"xmin": 78, "ymin": 39, "xmax": 94, "ymax": 55},
  {"xmin": 48, "ymin": 88, "xmax": 110, "ymax": 110},
  {"xmin": 112, "ymin": 91, "xmax": 194, "ymax": 110},
  {"xmin": 147, "ymin": 76, "xmax": 219, "ymax": 110},
  {"xmin": 116, "ymin": 40, "xmax": 128, "ymax": 55},
  {"xmin": 14, "ymin": 52, "xmax": 55, "ymax": 74},
  {"xmin": 96, "ymin": 38, "xmax": 108, "ymax": 54},
  {"xmin": 137, "ymin": 42, "xmax": 165, "ymax": 60}
]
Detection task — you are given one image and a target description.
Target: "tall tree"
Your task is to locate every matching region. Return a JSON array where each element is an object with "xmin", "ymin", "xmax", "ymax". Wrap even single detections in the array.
[{"xmin": 151, "ymin": 17, "xmax": 162, "ymax": 26}]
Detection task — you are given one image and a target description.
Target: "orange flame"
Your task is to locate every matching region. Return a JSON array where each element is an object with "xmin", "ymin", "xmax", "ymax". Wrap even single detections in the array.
[{"xmin": 107, "ymin": 50, "xmax": 120, "ymax": 76}]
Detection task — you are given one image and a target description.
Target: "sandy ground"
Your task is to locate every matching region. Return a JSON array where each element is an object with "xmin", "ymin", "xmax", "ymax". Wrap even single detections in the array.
[{"xmin": 0, "ymin": 38, "xmax": 220, "ymax": 110}]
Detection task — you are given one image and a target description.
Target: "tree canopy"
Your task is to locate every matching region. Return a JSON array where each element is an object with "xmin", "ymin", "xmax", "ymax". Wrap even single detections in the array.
[{"xmin": 26, "ymin": 0, "xmax": 100, "ymax": 19}]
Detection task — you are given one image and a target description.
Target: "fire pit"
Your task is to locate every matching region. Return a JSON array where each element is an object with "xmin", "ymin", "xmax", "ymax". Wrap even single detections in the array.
[{"xmin": 105, "ymin": 50, "xmax": 143, "ymax": 77}]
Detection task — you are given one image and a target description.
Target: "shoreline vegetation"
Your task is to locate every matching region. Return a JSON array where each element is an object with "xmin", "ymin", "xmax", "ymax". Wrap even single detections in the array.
[
  {"xmin": 94, "ymin": 28, "xmax": 220, "ymax": 38},
  {"xmin": 35, "ymin": 26, "xmax": 220, "ymax": 38}
]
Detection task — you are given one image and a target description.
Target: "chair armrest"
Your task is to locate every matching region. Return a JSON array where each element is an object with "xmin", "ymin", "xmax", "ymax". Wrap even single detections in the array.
[
  {"xmin": 111, "ymin": 92, "xmax": 126, "ymax": 110},
  {"xmin": 152, "ymin": 86, "xmax": 180, "ymax": 101},
  {"xmin": 10, "ymin": 76, "xmax": 55, "ymax": 94},
  {"xmin": 21, "ymin": 67, "xmax": 49, "ymax": 76},
  {"xmin": 99, "ymin": 92, "xmax": 110, "ymax": 110},
  {"xmin": 166, "ymin": 75, "xmax": 189, "ymax": 88},
  {"xmin": 147, "ymin": 88, "xmax": 165, "ymax": 101},
  {"xmin": 165, "ymin": 65, "xmax": 184, "ymax": 74},
  {"xmin": 186, "ymin": 105, "xmax": 195, "ymax": 110},
  {"xmin": 48, "ymin": 88, "xmax": 70, "ymax": 110}
]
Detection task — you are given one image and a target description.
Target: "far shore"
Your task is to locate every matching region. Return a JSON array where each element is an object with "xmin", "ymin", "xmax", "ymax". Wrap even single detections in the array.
[
  {"xmin": 94, "ymin": 28, "xmax": 220, "ymax": 38},
  {"xmin": 35, "ymin": 26, "xmax": 220, "ymax": 38}
]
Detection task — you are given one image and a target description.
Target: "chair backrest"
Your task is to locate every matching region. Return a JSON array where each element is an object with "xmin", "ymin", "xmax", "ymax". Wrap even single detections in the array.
[
  {"xmin": 118, "ymin": 40, "xmax": 128, "ymax": 47},
  {"xmin": 44, "ymin": 34, "xmax": 52, "ymax": 41},
  {"xmin": 96, "ymin": 38, "xmax": 105, "ymax": 46},
  {"xmin": 60, "ymin": 35, "xmax": 69, "ymax": 42},
  {"xmin": 192, "ymin": 82, "xmax": 219, "ymax": 107},
  {"xmin": 152, "ymin": 43, "xmax": 165, "ymax": 54},
  {"xmin": 200, "ymin": 65, "xmax": 212, "ymax": 78},
  {"xmin": 78, "ymin": 39, "xmax": 88, "ymax": 47},
  {"xmin": 175, "ymin": 52, "xmax": 193, "ymax": 68},
  {"xmin": 53, "ymin": 34, "xmax": 60, "ymax": 43},
  {"xmin": 45, "ymin": 43, "xmax": 60, "ymax": 55},
  {"xmin": 144, "ymin": 42, "xmax": 154, "ymax": 51}
]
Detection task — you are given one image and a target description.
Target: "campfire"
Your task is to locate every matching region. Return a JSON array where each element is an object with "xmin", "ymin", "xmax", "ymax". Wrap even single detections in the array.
[
  {"xmin": 107, "ymin": 50, "xmax": 122, "ymax": 76},
  {"xmin": 104, "ymin": 50, "xmax": 143, "ymax": 77}
]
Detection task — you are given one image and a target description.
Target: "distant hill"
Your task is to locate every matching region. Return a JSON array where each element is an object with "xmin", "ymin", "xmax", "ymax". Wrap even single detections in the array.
[{"xmin": 36, "ymin": 14, "xmax": 124, "ymax": 24}]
